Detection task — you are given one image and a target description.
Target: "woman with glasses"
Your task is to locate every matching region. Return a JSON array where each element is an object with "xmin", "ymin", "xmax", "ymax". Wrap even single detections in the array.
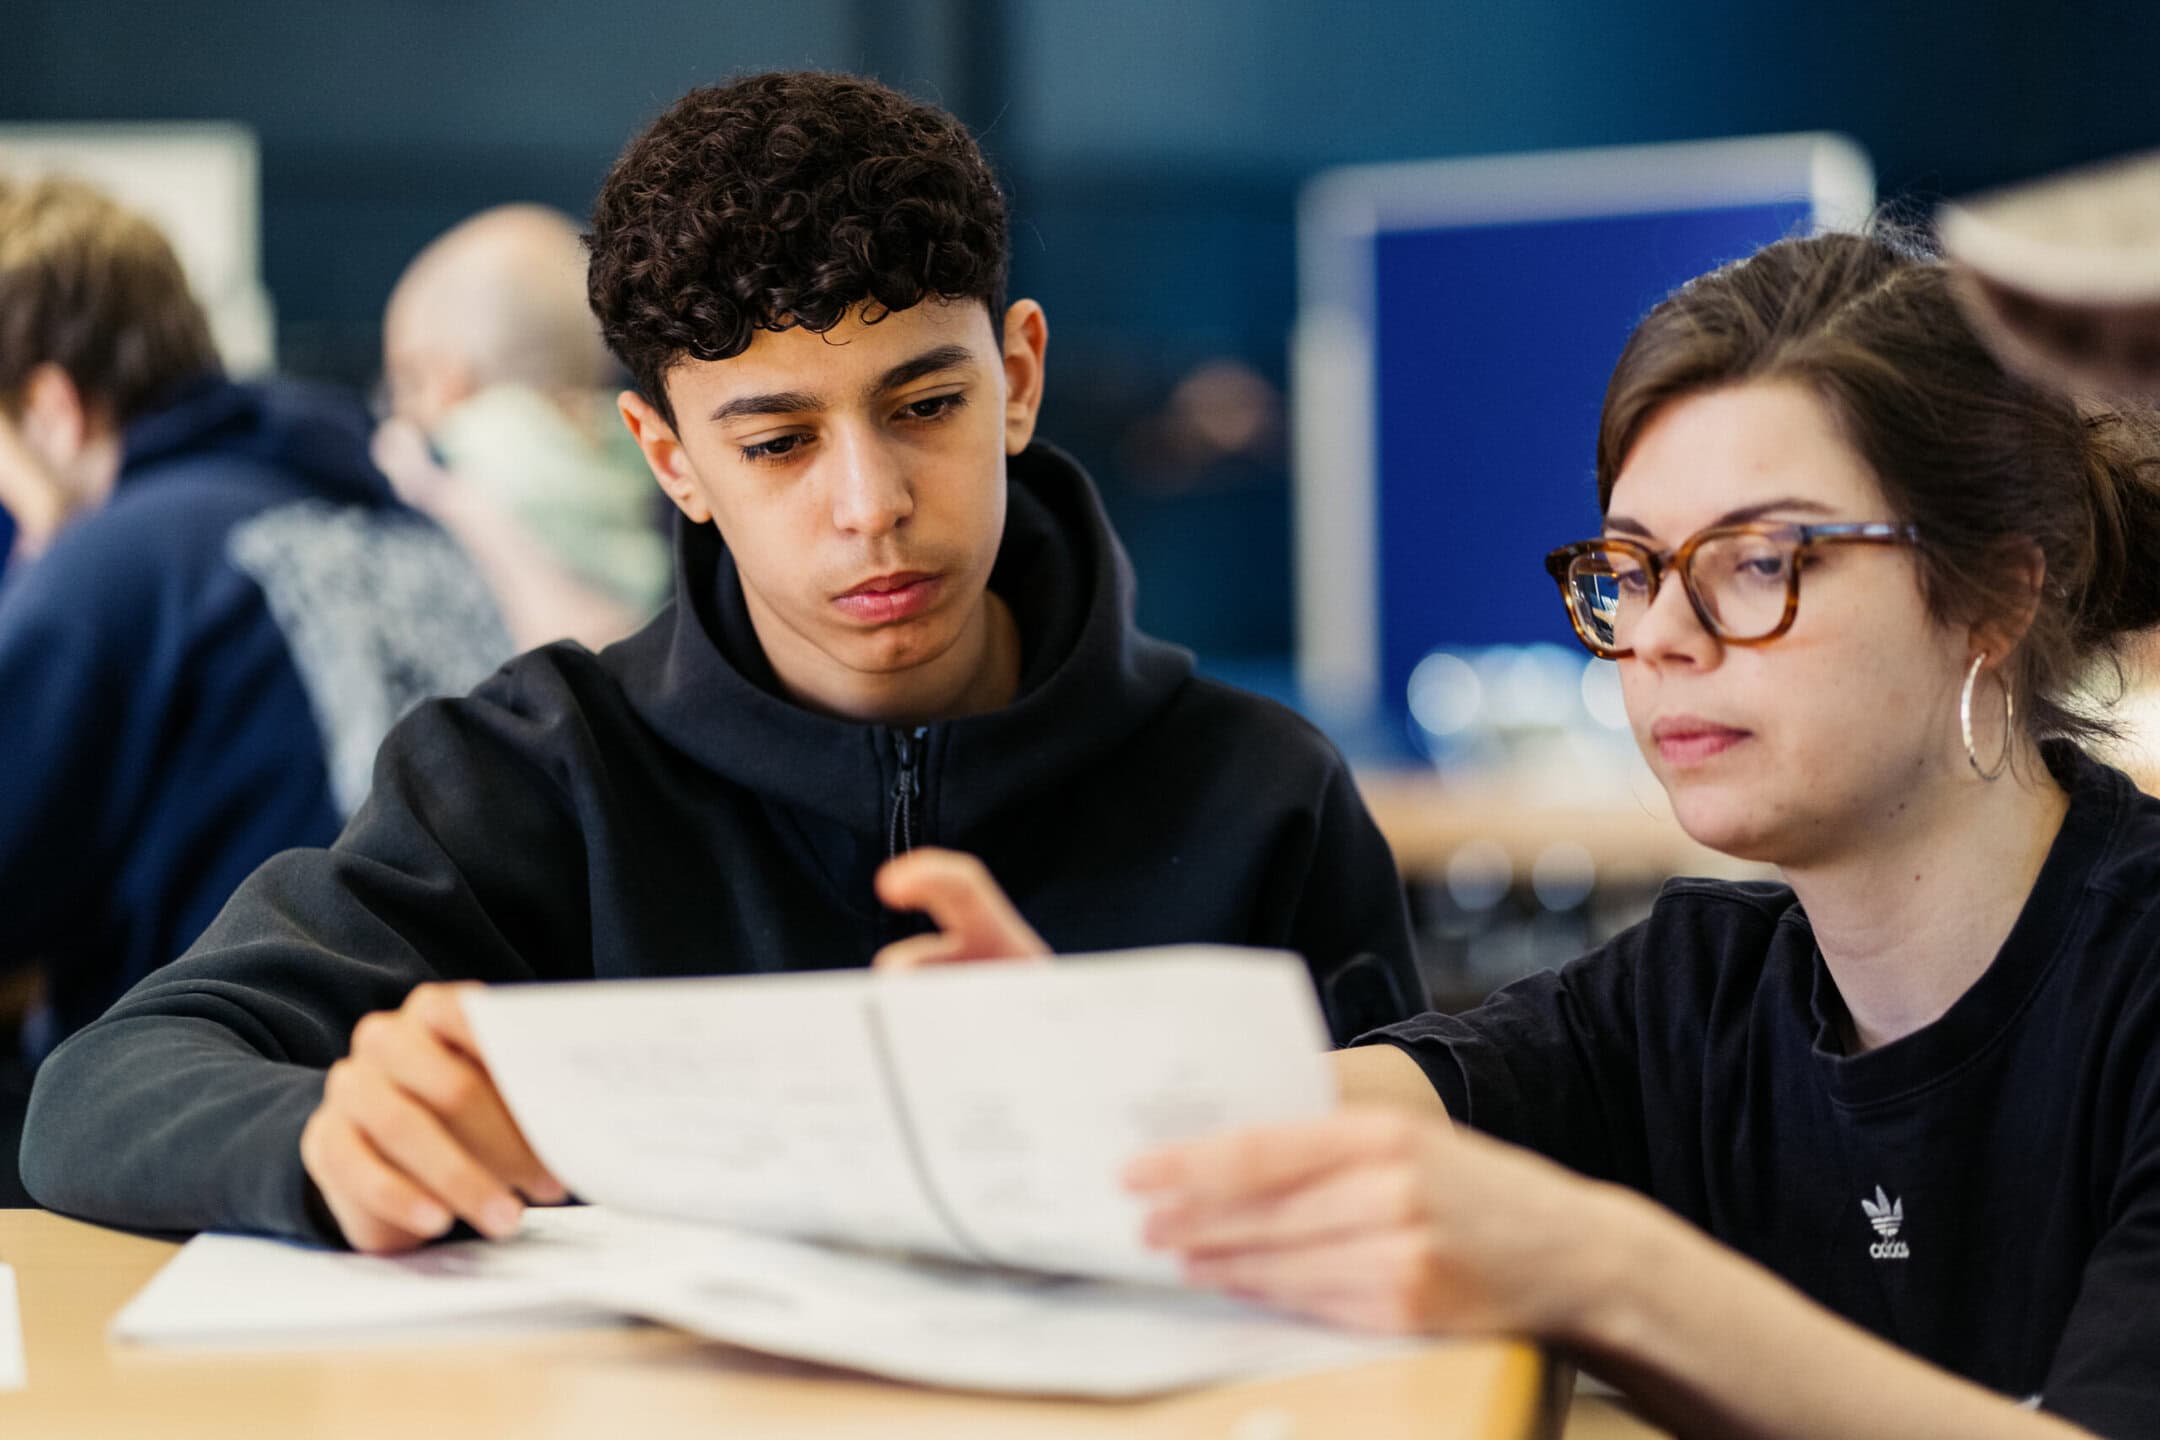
[{"xmin": 877, "ymin": 227, "xmax": 2160, "ymax": 1437}]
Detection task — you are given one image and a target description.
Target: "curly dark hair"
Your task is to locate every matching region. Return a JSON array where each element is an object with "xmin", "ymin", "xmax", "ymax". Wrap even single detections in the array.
[{"xmin": 586, "ymin": 71, "xmax": 1010, "ymax": 426}]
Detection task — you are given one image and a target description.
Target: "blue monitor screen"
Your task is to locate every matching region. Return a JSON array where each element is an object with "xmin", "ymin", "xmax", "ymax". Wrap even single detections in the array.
[{"xmin": 1371, "ymin": 201, "xmax": 1813, "ymax": 719}]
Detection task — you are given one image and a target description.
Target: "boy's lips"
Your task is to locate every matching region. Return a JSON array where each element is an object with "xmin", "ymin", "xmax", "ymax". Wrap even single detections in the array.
[{"xmin": 832, "ymin": 571, "xmax": 942, "ymax": 623}]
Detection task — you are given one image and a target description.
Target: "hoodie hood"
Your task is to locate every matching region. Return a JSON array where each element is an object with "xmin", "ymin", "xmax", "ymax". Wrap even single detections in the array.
[
  {"xmin": 611, "ymin": 441, "xmax": 1195, "ymax": 839},
  {"xmin": 120, "ymin": 375, "xmax": 394, "ymax": 509}
]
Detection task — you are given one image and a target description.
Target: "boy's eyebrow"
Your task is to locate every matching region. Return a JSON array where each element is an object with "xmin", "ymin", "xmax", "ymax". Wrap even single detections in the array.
[
  {"xmin": 709, "ymin": 389, "xmax": 824, "ymax": 423},
  {"xmin": 705, "ymin": 343, "xmax": 980, "ymax": 424},
  {"xmin": 870, "ymin": 343, "xmax": 977, "ymax": 394},
  {"xmin": 1604, "ymin": 497, "xmax": 1836, "ymax": 538}
]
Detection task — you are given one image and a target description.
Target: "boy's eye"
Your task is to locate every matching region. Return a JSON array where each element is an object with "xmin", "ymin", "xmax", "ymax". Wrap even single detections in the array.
[
  {"xmin": 740, "ymin": 433, "xmax": 807, "ymax": 463},
  {"xmin": 902, "ymin": 393, "xmax": 965, "ymax": 421}
]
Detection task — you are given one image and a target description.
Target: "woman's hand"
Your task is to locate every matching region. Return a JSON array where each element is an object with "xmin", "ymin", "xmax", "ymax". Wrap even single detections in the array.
[
  {"xmin": 1132, "ymin": 1109, "xmax": 2098, "ymax": 1440},
  {"xmin": 871, "ymin": 848, "xmax": 1051, "ymax": 970},
  {"xmin": 1126, "ymin": 1105, "xmax": 1631, "ymax": 1339}
]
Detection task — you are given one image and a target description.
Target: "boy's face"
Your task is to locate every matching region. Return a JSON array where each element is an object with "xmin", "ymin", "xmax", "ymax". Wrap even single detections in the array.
[{"xmin": 620, "ymin": 297, "xmax": 1047, "ymax": 720}]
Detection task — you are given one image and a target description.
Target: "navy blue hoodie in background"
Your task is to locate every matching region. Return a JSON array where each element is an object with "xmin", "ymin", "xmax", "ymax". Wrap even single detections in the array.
[{"xmin": 0, "ymin": 376, "xmax": 506, "ymax": 1063}]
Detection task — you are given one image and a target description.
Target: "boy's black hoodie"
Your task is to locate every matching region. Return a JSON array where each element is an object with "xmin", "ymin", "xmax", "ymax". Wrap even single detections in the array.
[{"xmin": 22, "ymin": 443, "xmax": 1419, "ymax": 1242}]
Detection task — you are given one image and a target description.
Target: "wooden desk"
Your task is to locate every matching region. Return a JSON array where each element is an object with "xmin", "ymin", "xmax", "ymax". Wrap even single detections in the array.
[
  {"xmin": 0, "ymin": 1210, "xmax": 1557, "ymax": 1439},
  {"xmin": 1355, "ymin": 770, "xmax": 1771, "ymax": 887},
  {"xmin": 1360, "ymin": 756, "xmax": 2160, "ymax": 888}
]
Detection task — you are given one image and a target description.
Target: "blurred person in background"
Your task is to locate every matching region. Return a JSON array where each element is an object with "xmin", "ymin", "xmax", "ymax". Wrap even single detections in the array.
[
  {"xmin": 374, "ymin": 204, "xmax": 669, "ymax": 651},
  {"xmin": 0, "ymin": 176, "xmax": 507, "ymax": 1203},
  {"xmin": 1942, "ymin": 149, "xmax": 2160, "ymax": 407}
]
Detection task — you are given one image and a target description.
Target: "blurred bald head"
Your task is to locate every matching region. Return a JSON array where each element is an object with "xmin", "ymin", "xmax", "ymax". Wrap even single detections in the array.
[{"xmin": 383, "ymin": 204, "xmax": 615, "ymax": 432}]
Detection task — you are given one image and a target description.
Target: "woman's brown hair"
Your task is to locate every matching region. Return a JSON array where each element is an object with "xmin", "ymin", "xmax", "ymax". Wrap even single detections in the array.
[{"xmin": 1597, "ymin": 226, "xmax": 2160, "ymax": 747}]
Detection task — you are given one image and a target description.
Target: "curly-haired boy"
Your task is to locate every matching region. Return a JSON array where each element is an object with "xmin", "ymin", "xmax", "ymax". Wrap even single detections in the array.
[{"xmin": 24, "ymin": 73, "xmax": 1420, "ymax": 1250}]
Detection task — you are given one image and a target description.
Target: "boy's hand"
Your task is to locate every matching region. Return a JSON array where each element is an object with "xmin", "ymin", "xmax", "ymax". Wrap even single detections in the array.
[
  {"xmin": 872, "ymin": 848, "xmax": 1051, "ymax": 970},
  {"xmin": 299, "ymin": 982, "xmax": 565, "ymax": 1253}
]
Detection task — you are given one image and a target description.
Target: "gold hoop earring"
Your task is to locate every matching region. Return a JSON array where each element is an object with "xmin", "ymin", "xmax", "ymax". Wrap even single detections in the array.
[{"xmin": 1960, "ymin": 653, "xmax": 2014, "ymax": 781}]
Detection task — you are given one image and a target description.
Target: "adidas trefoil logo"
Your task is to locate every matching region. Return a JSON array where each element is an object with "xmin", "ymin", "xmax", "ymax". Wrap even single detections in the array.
[{"xmin": 1862, "ymin": 1185, "xmax": 1909, "ymax": 1260}]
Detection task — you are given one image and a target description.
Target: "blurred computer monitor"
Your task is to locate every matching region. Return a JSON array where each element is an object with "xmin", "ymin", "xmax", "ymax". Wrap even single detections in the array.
[{"xmin": 1293, "ymin": 133, "xmax": 1873, "ymax": 747}]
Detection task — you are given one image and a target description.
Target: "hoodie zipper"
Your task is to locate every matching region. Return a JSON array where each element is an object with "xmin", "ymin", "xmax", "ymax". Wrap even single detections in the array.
[{"xmin": 887, "ymin": 726, "xmax": 928, "ymax": 860}]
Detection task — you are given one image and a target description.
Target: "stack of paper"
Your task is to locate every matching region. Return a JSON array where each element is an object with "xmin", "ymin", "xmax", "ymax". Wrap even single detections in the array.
[{"xmin": 113, "ymin": 948, "xmax": 1419, "ymax": 1397}]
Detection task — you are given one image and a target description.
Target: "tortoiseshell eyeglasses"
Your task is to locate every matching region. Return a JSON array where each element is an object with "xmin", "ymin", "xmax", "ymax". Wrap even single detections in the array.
[{"xmin": 1543, "ymin": 521, "xmax": 1920, "ymax": 659}]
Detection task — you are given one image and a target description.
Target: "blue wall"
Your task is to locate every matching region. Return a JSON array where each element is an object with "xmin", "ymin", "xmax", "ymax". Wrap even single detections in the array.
[
  {"xmin": 5, "ymin": 0, "xmax": 2156, "ymax": 658},
  {"xmin": 1011, "ymin": 1, "xmax": 2156, "ymax": 184}
]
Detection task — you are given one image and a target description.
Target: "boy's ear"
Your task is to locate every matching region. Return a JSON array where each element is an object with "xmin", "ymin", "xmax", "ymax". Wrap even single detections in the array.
[
  {"xmin": 618, "ymin": 389, "xmax": 710, "ymax": 524},
  {"xmin": 999, "ymin": 300, "xmax": 1048, "ymax": 457}
]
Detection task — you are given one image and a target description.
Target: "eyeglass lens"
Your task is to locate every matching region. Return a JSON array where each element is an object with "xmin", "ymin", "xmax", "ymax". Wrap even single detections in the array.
[{"xmin": 1566, "ymin": 531, "xmax": 1794, "ymax": 651}]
